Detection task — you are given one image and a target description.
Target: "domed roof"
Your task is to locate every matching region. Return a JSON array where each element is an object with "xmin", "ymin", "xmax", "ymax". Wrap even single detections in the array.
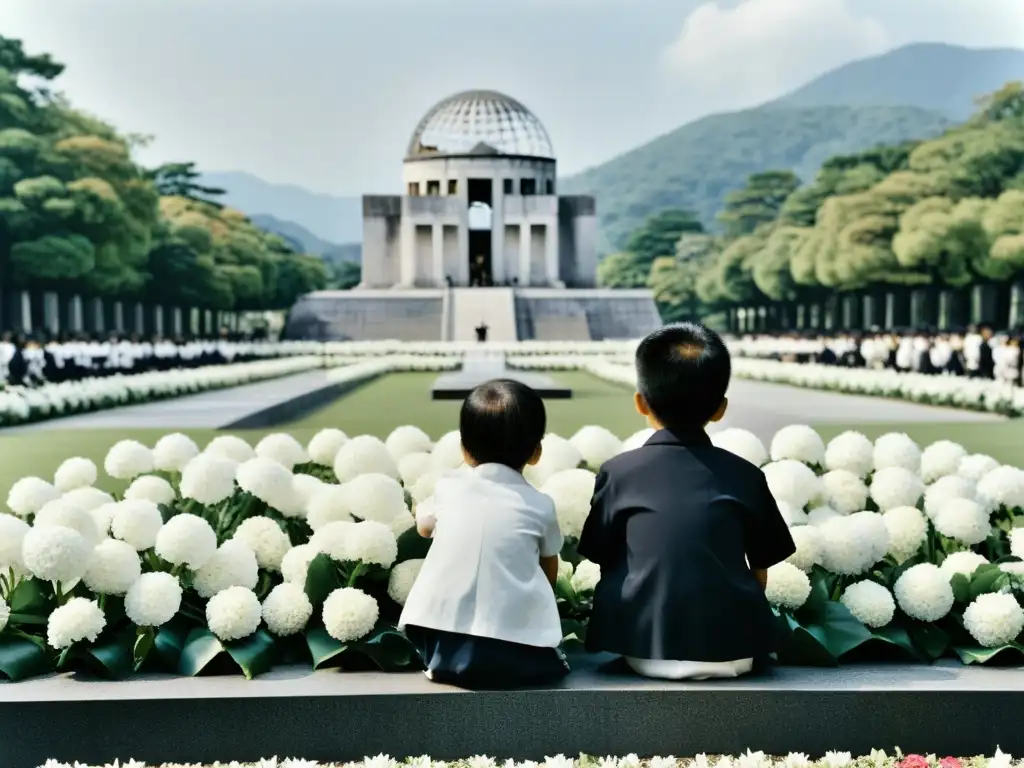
[{"xmin": 406, "ymin": 90, "xmax": 555, "ymax": 161}]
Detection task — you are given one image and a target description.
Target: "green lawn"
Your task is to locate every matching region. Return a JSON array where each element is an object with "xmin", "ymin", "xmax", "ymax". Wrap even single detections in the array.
[{"xmin": 1, "ymin": 371, "xmax": 1022, "ymax": 500}]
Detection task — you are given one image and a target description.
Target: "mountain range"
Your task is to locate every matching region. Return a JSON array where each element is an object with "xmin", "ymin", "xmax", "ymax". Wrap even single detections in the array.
[{"xmin": 203, "ymin": 42, "xmax": 1024, "ymax": 257}]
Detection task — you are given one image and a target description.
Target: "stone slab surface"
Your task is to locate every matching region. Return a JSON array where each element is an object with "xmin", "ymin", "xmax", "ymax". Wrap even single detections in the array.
[
  {"xmin": 4, "ymin": 370, "xmax": 335, "ymax": 432},
  {"xmin": 3, "ymin": 657, "xmax": 1024, "ymax": 766},
  {"xmin": 432, "ymin": 352, "xmax": 571, "ymax": 399}
]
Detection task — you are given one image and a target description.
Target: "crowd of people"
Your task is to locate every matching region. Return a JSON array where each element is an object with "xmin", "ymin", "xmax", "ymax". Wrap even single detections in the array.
[
  {"xmin": 0, "ymin": 329, "xmax": 277, "ymax": 387},
  {"xmin": 729, "ymin": 323, "xmax": 1023, "ymax": 383}
]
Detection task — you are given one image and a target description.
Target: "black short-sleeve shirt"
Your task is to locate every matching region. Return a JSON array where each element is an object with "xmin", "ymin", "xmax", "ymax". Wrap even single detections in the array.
[{"xmin": 577, "ymin": 427, "xmax": 795, "ymax": 662}]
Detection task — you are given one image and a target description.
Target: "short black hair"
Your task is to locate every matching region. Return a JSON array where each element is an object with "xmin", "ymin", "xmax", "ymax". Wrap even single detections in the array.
[
  {"xmin": 460, "ymin": 379, "xmax": 547, "ymax": 469},
  {"xmin": 635, "ymin": 322, "xmax": 731, "ymax": 431}
]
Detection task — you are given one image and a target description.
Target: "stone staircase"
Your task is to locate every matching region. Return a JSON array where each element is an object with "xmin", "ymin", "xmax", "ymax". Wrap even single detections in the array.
[{"xmin": 448, "ymin": 287, "xmax": 518, "ymax": 342}]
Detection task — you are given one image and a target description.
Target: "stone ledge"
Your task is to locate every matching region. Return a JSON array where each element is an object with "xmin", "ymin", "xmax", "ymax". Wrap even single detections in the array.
[{"xmin": 223, "ymin": 376, "xmax": 379, "ymax": 429}]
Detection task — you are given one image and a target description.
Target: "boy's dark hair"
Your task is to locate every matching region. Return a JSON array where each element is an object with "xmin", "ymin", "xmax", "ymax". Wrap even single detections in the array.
[
  {"xmin": 635, "ymin": 322, "xmax": 731, "ymax": 430},
  {"xmin": 460, "ymin": 378, "xmax": 547, "ymax": 469}
]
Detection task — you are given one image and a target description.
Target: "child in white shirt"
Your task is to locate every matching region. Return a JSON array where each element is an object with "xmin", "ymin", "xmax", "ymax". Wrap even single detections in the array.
[{"xmin": 399, "ymin": 379, "xmax": 569, "ymax": 689}]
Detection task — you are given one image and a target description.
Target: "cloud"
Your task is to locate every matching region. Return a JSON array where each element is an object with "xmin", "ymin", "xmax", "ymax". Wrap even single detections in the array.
[{"xmin": 661, "ymin": 0, "xmax": 891, "ymax": 109}]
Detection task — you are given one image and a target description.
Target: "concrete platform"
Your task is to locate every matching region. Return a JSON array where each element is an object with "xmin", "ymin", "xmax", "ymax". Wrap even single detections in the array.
[
  {"xmin": 432, "ymin": 352, "xmax": 571, "ymax": 400},
  {"xmin": 3, "ymin": 655, "xmax": 1023, "ymax": 766}
]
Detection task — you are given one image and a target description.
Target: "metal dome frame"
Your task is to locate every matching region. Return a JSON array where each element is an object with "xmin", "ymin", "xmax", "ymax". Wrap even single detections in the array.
[{"xmin": 405, "ymin": 90, "xmax": 555, "ymax": 161}]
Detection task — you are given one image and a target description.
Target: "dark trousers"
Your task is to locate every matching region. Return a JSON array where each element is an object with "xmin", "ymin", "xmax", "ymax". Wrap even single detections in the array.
[{"xmin": 405, "ymin": 625, "xmax": 570, "ymax": 690}]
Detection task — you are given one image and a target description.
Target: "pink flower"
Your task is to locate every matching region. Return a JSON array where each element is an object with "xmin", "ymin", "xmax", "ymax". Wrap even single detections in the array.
[
  {"xmin": 900, "ymin": 756, "xmax": 929, "ymax": 768},
  {"xmin": 940, "ymin": 758, "xmax": 962, "ymax": 768}
]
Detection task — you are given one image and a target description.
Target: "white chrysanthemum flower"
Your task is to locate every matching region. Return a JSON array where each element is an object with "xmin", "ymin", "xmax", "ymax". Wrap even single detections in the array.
[
  {"xmin": 307, "ymin": 485, "xmax": 356, "ymax": 531},
  {"xmin": 53, "ymin": 457, "xmax": 98, "ymax": 493},
  {"xmin": 307, "ymin": 428, "xmax": 349, "ymax": 466},
  {"xmin": 894, "ymin": 563, "xmax": 954, "ymax": 621},
  {"xmin": 430, "ymin": 430, "xmax": 466, "ymax": 471},
  {"xmin": 824, "ymin": 431, "xmax": 874, "ymax": 477},
  {"xmin": 821, "ymin": 470, "xmax": 868, "ymax": 515},
  {"xmin": 765, "ymin": 562, "xmax": 811, "ymax": 610},
  {"xmin": 1011, "ymin": 528, "xmax": 1024, "ymax": 559},
  {"xmin": 398, "ymin": 452, "xmax": 433, "ymax": 488},
  {"xmin": 281, "ymin": 543, "xmax": 318, "ymax": 584},
  {"xmin": 334, "ymin": 435, "xmax": 399, "ymax": 482},
  {"xmin": 262, "ymin": 582, "xmax": 313, "ymax": 636},
  {"xmin": 206, "ymin": 586, "xmax": 262, "ymax": 641},
  {"xmin": 840, "ymin": 581, "xmax": 895, "ymax": 628},
  {"xmin": 89, "ymin": 503, "xmax": 116, "ymax": 539},
  {"xmin": 233, "ymin": 516, "xmax": 291, "ymax": 571},
  {"xmin": 236, "ymin": 457, "xmax": 301, "ymax": 517},
  {"xmin": 977, "ymin": 465, "xmax": 1024, "ymax": 510},
  {"xmin": 762, "ymin": 460, "xmax": 821, "ymax": 509},
  {"xmin": 958, "ymin": 454, "xmax": 1000, "ymax": 482},
  {"xmin": 819, "ymin": 512, "xmax": 888, "ymax": 575},
  {"xmin": 205, "ymin": 434, "xmax": 256, "ymax": 463},
  {"xmin": 109, "ymin": 499, "xmax": 164, "ymax": 551},
  {"xmin": 124, "ymin": 475, "xmax": 176, "ymax": 506},
  {"xmin": 883, "ymin": 506, "xmax": 928, "ymax": 561},
  {"xmin": 807, "ymin": 505, "xmax": 841, "ymax": 526},
  {"xmin": 255, "ymin": 433, "xmax": 310, "ymax": 470},
  {"xmin": 541, "ymin": 468, "xmax": 595, "ymax": 540},
  {"xmin": 193, "ymin": 539, "xmax": 259, "ymax": 598},
  {"xmin": 386, "ymin": 425, "xmax": 433, "ymax": 463},
  {"xmin": 390, "ymin": 511, "xmax": 415, "ymax": 537},
  {"xmin": 570, "ymin": 426, "xmax": 624, "ymax": 469},
  {"xmin": 939, "ymin": 550, "xmax": 989, "ymax": 580},
  {"xmin": 153, "ymin": 433, "xmax": 200, "ymax": 473},
  {"xmin": 387, "ymin": 559, "xmax": 424, "ymax": 605},
  {"xmin": 61, "ymin": 486, "xmax": 115, "ymax": 515},
  {"xmin": 46, "ymin": 597, "xmax": 105, "ymax": 649},
  {"xmin": 104, "ymin": 439, "xmax": 155, "ymax": 480},
  {"xmin": 344, "ymin": 520, "xmax": 398, "ymax": 568},
  {"xmin": 83, "ymin": 538, "xmax": 141, "ymax": 595},
  {"xmin": 525, "ymin": 434, "xmax": 584, "ymax": 487},
  {"xmin": 786, "ymin": 526, "xmax": 823, "ymax": 572},
  {"xmin": 869, "ymin": 467, "xmax": 924, "ymax": 512},
  {"xmin": 873, "ymin": 433, "xmax": 921, "ymax": 473},
  {"xmin": 924, "ymin": 475, "xmax": 977, "ymax": 520},
  {"xmin": 934, "ymin": 497, "xmax": 991, "ymax": 546},
  {"xmin": 620, "ymin": 428, "xmax": 656, "ymax": 453},
  {"xmin": 571, "ymin": 559, "xmax": 601, "ymax": 592},
  {"xmin": 711, "ymin": 428, "xmax": 768, "ymax": 467},
  {"xmin": 557, "ymin": 558, "xmax": 574, "ymax": 582},
  {"xmin": 155, "ymin": 513, "xmax": 217, "ymax": 570},
  {"xmin": 0, "ymin": 514, "xmax": 29, "ymax": 574},
  {"xmin": 34, "ymin": 497, "xmax": 101, "ymax": 547},
  {"xmin": 920, "ymin": 440, "xmax": 968, "ymax": 484},
  {"xmin": 410, "ymin": 470, "xmax": 442, "ymax": 504},
  {"xmin": 338, "ymin": 473, "xmax": 408, "ymax": 525},
  {"xmin": 310, "ymin": 521, "xmax": 355, "ymax": 562},
  {"xmin": 770, "ymin": 425, "xmax": 825, "ymax": 467},
  {"xmin": 963, "ymin": 592, "xmax": 1024, "ymax": 648},
  {"xmin": 778, "ymin": 501, "xmax": 808, "ymax": 527},
  {"xmin": 6, "ymin": 476, "xmax": 60, "ymax": 518},
  {"xmin": 291, "ymin": 473, "xmax": 325, "ymax": 517},
  {"xmin": 124, "ymin": 571, "xmax": 183, "ymax": 627},
  {"xmin": 322, "ymin": 587, "xmax": 378, "ymax": 642},
  {"xmin": 179, "ymin": 454, "xmax": 239, "ymax": 506}
]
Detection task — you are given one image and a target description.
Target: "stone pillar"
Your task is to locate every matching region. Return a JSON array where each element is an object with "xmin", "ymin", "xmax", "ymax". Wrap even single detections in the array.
[
  {"xmin": 490, "ymin": 177, "xmax": 505, "ymax": 283},
  {"xmin": 154, "ymin": 304, "xmax": 164, "ymax": 336},
  {"xmin": 134, "ymin": 302, "xmax": 145, "ymax": 335},
  {"xmin": 432, "ymin": 224, "xmax": 445, "ymax": 286},
  {"xmin": 19, "ymin": 291, "xmax": 32, "ymax": 333},
  {"xmin": 173, "ymin": 307, "xmax": 183, "ymax": 336},
  {"xmin": 519, "ymin": 225, "xmax": 532, "ymax": 286},
  {"xmin": 545, "ymin": 222, "xmax": 560, "ymax": 286},
  {"xmin": 970, "ymin": 284, "xmax": 998, "ymax": 325},
  {"xmin": 1010, "ymin": 282, "xmax": 1024, "ymax": 329},
  {"xmin": 89, "ymin": 298, "xmax": 105, "ymax": 334},
  {"xmin": 113, "ymin": 301, "xmax": 125, "ymax": 333},
  {"xmin": 43, "ymin": 292, "xmax": 59, "ymax": 334},
  {"xmin": 69, "ymin": 295, "xmax": 84, "ymax": 333}
]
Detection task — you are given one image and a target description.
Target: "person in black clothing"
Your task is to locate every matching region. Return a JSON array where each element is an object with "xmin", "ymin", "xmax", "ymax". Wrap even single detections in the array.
[
  {"xmin": 475, "ymin": 323, "xmax": 488, "ymax": 342},
  {"xmin": 978, "ymin": 322, "xmax": 996, "ymax": 379},
  {"xmin": 578, "ymin": 322, "xmax": 795, "ymax": 680}
]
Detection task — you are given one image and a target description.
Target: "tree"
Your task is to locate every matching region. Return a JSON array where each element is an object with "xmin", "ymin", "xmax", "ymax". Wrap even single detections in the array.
[
  {"xmin": 890, "ymin": 197, "xmax": 988, "ymax": 285},
  {"xmin": 624, "ymin": 209, "xmax": 703, "ymax": 266},
  {"xmin": 148, "ymin": 162, "xmax": 226, "ymax": 206},
  {"xmin": 596, "ymin": 251, "xmax": 651, "ymax": 288},
  {"xmin": 716, "ymin": 170, "xmax": 800, "ymax": 238},
  {"xmin": 332, "ymin": 261, "xmax": 361, "ymax": 290}
]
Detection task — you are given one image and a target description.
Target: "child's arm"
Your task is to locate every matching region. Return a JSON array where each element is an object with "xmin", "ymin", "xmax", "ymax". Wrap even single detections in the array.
[
  {"xmin": 415, "ymin": 497, "xmax": 437, "ymax": 538},
  {"xmin": 745, "ymin": 475, "xmax": 797, "ymax": 574},
  {"xmin": 752, "ymin": 568, "xmax": 768, "ymax": 590},
  {"xmin": 540, "ymin": 555, "xmax": 559, "ymax": 588}
]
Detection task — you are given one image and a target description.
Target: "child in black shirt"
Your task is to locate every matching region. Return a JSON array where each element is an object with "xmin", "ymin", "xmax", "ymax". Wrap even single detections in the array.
[{"xmin": 578, "ymin": 322, "xmax": 795, "ymax": 679}]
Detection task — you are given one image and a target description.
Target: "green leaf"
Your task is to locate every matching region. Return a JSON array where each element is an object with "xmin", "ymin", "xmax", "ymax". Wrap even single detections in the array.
[
  {"xmin": 561, "ymin": 618, "xmax": 588, "ymax": 644},
  {"xmin": 224, "ymin": 630, "xmax": 277, "ymax": 680},
  {"xmin": 8, "ymin": 578, "xmax": 51, "ymax": 615},
  {"xmin": 817, "ymin": 601, "xmax": 873, "ymax": 658},
  {"xmin": 353, "ymin": 627, "xmax": 418, "ymax": 671},
  {"xmin": 304, "ymin": 553, "xmax": 343, "ymax": 606},
  {"xmin": 954, "ymin": 643, "xmax": 1024, "ymax": 665},
  {"xmin": 554, "ymin": 575, "xmax": 576, "ymax": 602},
  {"xmin": 0, "ymin": 636, "xmax": 52, "ymax": 681},
  {"xmin": 86, "ymin": 630, "xmax": 135, "ymax": 679},
  {"xmin": 969, "ymin": 567, "xmax": 1007, "ymax": 599},
  {"xmin": 776, "ymin": 614, "xmax": 837, "ymax": 666},
  {"xmin": 154, "ymin": 616, "xmax": 192, "ymax": 671},
  {"xmin": 134, "ymin": 627, "xmax": 156, "ymax": 669},
  {"xmin": 950, "ymin": 573, "xmax": 971, "ymax": 604},
  {"xmin": 7, "ymin": 612, "xmax": 47, "ymax": 626},
  {"xmin": 396, "ymin": 526, "xmax": 431, "ymax": 563},
  {"xmin": 305, "ymin": 625, "xmax": 348, "ymax": 669},
  {"xmin": 906, "ymin": 621, "xmax": 949, "ymax": 660},
  {"xmin": 867, "ymin": 623, "xmax": 924, "ymax": 661},
  {"xmin": 178, "ymin": 627, "xmax": 224, "ymax": 676}
]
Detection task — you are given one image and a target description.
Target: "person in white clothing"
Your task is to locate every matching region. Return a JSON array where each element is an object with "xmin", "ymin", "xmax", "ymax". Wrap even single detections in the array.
[{"xmin": 398, "ymin": 379, "xmax": 569, "ymax": 689}]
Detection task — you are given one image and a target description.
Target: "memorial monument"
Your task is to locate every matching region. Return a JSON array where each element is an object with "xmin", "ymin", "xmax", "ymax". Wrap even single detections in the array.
[{"xmin": 284, "ymin": 90, "xmax": 661, "ymax": 343}]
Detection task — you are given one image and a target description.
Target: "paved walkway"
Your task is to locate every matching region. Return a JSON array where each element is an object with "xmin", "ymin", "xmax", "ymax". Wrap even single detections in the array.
[{"xmin": 4, "ymin": 370, "xmax": 334, "ymax": 432}]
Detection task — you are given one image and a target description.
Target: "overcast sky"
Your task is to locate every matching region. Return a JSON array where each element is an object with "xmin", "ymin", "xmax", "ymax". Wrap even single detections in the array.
[{"xmin": 1, "ymin": 0, "xmax": 1021, "ymax": 195}]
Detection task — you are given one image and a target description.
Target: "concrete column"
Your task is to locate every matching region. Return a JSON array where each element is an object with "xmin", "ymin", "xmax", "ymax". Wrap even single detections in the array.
[
  {"xmin": 398, "ymin": 214, "xmax": 416, "ymax": 287},
  {"xmin": 19, "ymin": 291, "xmax": 32, "ymax": 333},
  {"xmin": 490, "ymin": 177, "xmax": 505, "ymax": 283},
  {"xmin": 90, "ymin": 298, "xmax": 105, "ymax": 334},
  {"xmin": 69, "ymin": 295, "xmax": 83, "ymax": 333},
  {"xmin": 432, "ymin": 224, "xmax": 445, "ymax": 286},
  {"xmin": 43, "ymin": 292, "xmax": 59, "ymax": 334},
  {"xmin": 134, "ymin": 302, "xmax": 145, "ymax": 334},
  {"xmin": 113, "ymin": 301, "xmax": 125, "ymax": 333},
  {"xmin": 154, "ymin": 304, "xmax": 164, "ymax": 336},
  {"xmin": 544, "ymin": 219, "xmax": 559, "ymax": 286},
  {"xmin": 173, "ymin": 307, "xmax": 183, "ymax": 336}
]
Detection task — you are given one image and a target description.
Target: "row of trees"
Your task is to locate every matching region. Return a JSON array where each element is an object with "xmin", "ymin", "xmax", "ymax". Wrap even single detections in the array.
[
  {"xmin": 0, "ymin": 36, "xmax": 328, "ymax": 327},
  {"xmin": 599, "ymin": 83, "xmax": 1024, "ymax": 329}
]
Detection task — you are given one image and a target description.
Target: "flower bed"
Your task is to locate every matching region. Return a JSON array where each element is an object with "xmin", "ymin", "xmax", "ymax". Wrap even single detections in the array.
[
  {"xmin": 33, "ymin": 750, "xmax": 1024, "ymax": 768},
  {"xmin": 1, "ymin": 421, "xmax": 1023, "ymax": 682}
]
